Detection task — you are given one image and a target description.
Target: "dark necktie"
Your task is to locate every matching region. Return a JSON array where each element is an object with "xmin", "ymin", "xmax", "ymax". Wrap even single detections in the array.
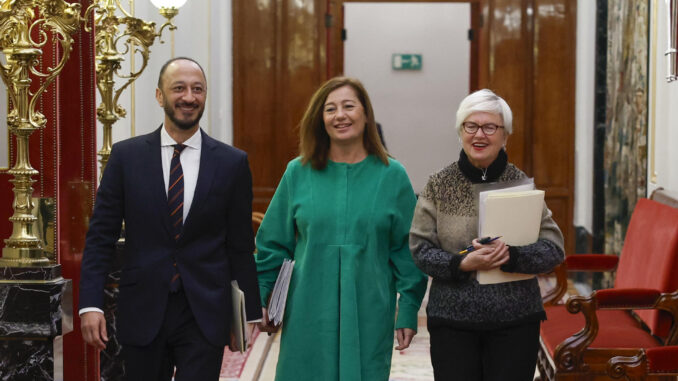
[{"xmin": 168, "ymin": 144, "xmax": 186, "ymax": 292}]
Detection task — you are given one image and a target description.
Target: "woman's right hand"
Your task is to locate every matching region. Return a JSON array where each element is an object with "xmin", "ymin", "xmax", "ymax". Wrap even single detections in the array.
[
  {"xmin": 258, "ymin": 307, "xmax": 280, "ymax": 334},
  {"xmin": 459, "ymin": 238, "xmax": 510, "ymax": 272}
]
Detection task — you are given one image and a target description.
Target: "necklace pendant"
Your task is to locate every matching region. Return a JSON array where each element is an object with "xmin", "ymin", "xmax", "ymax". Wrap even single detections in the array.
[{"xmin": 482, "ymin": 174, "xmax": 486, "ymax": 181}]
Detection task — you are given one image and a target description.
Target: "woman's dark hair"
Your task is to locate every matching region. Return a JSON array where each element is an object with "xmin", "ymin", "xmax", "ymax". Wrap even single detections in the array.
[{"xmin": 299, "ymin": 77, "xmax": 388, "ymax": 170}]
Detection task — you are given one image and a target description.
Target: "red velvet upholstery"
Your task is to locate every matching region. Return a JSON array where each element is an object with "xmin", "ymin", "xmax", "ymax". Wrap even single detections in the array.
[
  {"xmin": 646, "ymin": 346, "xmax": 678, "ymax": 372},
  {"xmin": 540, "ymin": 198, "xmax": 678, "ymax": 379},
  {"xmin": 564, "ymin": 254, "xmax": 619, "ymax": 271},
  {"xmin": 541, "ymin": 306, "xmax": 662, "ymax": 356},
  {"xmin": 596, "ymin": 288, "xmax": 662, "ymax": 308},
  {"xmin": 614, "ymin": 198, "xmax": 678, "ymax": 338}
]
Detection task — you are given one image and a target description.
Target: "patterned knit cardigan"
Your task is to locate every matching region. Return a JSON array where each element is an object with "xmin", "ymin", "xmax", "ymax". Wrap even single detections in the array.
[{"xmin": 409, "ymin": 159, "xmax": 565, "ymax": 329}]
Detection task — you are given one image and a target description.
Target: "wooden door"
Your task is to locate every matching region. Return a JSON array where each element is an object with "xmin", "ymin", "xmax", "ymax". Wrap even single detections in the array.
[
  {"xmin": 328, "ymin": 0, "xmax": 575, "ymax": 253},
  {"xmin": 477, "ymin": 0, "xmax": 576, "ymax": 254},
  {"xmin": 233, "ymin": 0, "xmax": 328, "ymax": 213},
  {"xmin": 233, "ymin": 0, "xmax": 576, "ymax": 255}
]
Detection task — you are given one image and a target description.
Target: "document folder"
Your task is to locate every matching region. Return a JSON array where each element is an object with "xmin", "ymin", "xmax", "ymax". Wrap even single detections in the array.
[
  {"xmin": 268, "ymin": 259, "xmax": 295, "ymax": 326},
  {"xmin": 231, "ymin": 280, "xmax": 248, "ymax": 353},
  {"xmin": 477, "ymin": 188, "xmax": 545, "ymax": 284}
]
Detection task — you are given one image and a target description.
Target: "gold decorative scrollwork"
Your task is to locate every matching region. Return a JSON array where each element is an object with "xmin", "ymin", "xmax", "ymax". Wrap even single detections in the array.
[
  {"xmin": 0, "ymin": 0, "xmax": 82, "ymax": 266},
  {"xmin": 83, "ymin": 0, "xmax": 182, "ymax": 176}
]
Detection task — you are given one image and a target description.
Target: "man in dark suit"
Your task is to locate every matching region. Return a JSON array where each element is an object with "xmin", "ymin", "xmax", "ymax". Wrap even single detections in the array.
[{"xmin": 79, "ymin": 57, "xmax": 262, "ymax": 380}]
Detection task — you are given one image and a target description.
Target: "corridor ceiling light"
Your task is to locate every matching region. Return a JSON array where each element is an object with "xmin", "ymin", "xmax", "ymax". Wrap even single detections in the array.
[
  {"xmin": 150, "ymin": 0, "xmax": 188, "ymax": 11},
  {"xmin": 150, "ymin": 0, "xmax": 188, "ymax": 7},
  {"xmin": 150, "ymin": 0, "xmax": 188, "ymax": 24}
]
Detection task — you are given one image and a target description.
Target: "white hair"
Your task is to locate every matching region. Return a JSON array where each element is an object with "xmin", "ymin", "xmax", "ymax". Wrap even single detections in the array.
[{"xmin": 455, "ymin": 89, "xmax": 513, "ymax": 136}]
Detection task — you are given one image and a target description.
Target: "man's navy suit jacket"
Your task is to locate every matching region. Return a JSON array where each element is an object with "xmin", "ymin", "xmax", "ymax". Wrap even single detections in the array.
[{"xmin": 79, "ymin": 127, "xmax": 262, "ymax": 347}]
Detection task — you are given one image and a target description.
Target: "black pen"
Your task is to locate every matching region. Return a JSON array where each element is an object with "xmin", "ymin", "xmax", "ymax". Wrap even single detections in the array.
[{"xmin": 458, "ymin": 236, "xmax": 502, "ymax": 255}]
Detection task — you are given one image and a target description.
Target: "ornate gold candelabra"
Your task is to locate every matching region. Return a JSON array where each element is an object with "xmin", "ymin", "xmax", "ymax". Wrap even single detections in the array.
[
  {"xmin": 0, "ymin": 0, "xmax": 82, "ymax": 266},
  {"xmin": 84, "ymin": 0, "xmax": 185, "ymax": 176}
]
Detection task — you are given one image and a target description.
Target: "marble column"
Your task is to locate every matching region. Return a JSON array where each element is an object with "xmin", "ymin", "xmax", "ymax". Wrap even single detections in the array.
[
  {"xmin": 0, "ymin": 265, "xmax": 73, "ymax": 381},
  {"xmin": 100, "ymin": 240, "xmax": 125, "ymax": 381}
]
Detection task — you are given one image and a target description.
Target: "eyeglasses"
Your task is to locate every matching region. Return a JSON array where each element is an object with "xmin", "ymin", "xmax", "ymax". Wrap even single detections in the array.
[{"xmin": 462, "ymin": 122, "xmax": 504, "ymax": 136}]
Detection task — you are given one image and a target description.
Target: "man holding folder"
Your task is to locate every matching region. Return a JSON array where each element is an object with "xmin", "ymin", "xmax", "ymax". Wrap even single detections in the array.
[{"xmin": 79, "ymin": 57, "xmax": 262, "ymax": 380}]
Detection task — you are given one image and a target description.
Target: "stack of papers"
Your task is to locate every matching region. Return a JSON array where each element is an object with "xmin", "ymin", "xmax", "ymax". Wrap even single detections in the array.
[
  {"xmin": 477, "ymin": 185, "xmax": 545, "ymax": 284},
  {"xmin": 230, "ymin": 280, "xmax": 248, "ymax": 353},
  {"xmin": 268, "ymin": 259, "xmax": 295, "ymax": 326},
  {"xmin": 478, "ymin": 183, "xmax": 535, "ymax": 230}
]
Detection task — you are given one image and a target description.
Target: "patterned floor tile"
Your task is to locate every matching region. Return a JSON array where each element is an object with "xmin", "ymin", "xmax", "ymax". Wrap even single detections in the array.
[
  {"xmin": 220, "ymin": 327, "xmax": 260, "ymax": 379},
  {"xmin": 389, "ymin": 326, "xmax": 433, "ymax": 381}
]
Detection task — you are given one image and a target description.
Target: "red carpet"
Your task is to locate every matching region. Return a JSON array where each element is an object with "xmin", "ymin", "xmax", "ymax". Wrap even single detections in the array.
[{"xmin": 220, "ymin": 326, "xmax": 261, "ymax": 378}]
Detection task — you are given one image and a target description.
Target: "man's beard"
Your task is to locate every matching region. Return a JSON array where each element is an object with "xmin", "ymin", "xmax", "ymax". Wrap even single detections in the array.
[{"xmin": 164, "ymin": 100, "xmax": 204, "ymax": 130}]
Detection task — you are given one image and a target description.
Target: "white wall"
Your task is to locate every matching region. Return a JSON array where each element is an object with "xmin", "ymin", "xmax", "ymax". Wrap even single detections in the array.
[
  {"xmin": 344, "ymin": 3, "xmax": 470, "ymax": 194},
  {"xmin": 648, "ymin": 0, "xmax": 678, "ymax": 194},
  {"xmin": 102, "ymin": 0, "xmax": 232, "ymax": 176},
  {"xmin": 574, "ymin": 0, "xmax": 596, "ymax": 232}
]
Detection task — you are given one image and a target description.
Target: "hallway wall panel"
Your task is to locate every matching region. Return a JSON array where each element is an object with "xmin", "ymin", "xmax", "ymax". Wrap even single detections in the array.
[
  {"xmin": 485, "ymin": 0, "xmax": 531, "ymax": 173},
  {"xmin": 233, "ymin": 0, "xmax": 575, "ymax": 254},
  {"xmin": 233, "ymin": 0, "xmax": 327, "ymax": 213},
  {"xmin": 531, "ymin": 0, "xmax": 576, "ymax": 239},
  {"xmin": 479, "ymin": 0, "xmax": 576, "ymax": 255}
]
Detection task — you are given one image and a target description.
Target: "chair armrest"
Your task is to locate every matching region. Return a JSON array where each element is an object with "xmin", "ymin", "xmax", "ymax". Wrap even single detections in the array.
[
  {"xmin": 596, "ymin": 288, "xmax": 662, "ymax": 309},
  {"xmin": 595, "ymin": 289, "xmax": 678, "ymax": 344},
  {"xmin": 608, "ymin": 347, "xmax": 678, "ymax": 380},
  {"xmin": 607, "ymin": 349, "xmax": 646, "ymax": 380},
  {"xmin": 554, "ymin": 289, "xmax": 678, "ymax": 372},
  {"xmin": 542, "ymin": 263, "xmax": 568, "ymax": 306},
  {"xmin": 542, "ymin": 254, "xmax": 619, "ymax": 306},
  {"xmin": 564, "ymin": 254, "xmax": 619, "ymax": 272},
  {"xmin": 553, "ymin": 293, "xmax": 601, "ymax": 372}
]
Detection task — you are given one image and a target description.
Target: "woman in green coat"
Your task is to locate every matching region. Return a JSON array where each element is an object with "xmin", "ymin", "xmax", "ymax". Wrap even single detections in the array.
[{"xmin": 255, "ymin": 77, "xmax": 427, "ymax": 381}]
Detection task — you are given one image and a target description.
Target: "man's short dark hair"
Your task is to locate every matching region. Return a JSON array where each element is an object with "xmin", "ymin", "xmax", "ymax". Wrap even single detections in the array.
[{"xmin": 157, "ymin": 57, "xmax": 207, "ymax": 88}]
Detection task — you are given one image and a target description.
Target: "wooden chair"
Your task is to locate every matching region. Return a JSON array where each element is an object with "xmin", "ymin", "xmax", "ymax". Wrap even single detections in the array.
[
  {"xmin": 252, "ymin": 211, "xmax": 265, "ymax": 224},
  {"xmin": 252, "ymin": 211, "xmax": 265, "ymax": 235},
  {"xmin": 607, "ymin": 346, "xmax": 678, "ymax": 380},
  {"xmin": 536, "ymin": 192, "xmax": 678, "ymax": 380},
  {"xmin": 649, "ymin": 187, "xmax": 678, "ymax": 209}
]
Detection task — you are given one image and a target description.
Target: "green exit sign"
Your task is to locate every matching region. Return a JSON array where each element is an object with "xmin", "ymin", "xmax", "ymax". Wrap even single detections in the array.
[{"xmin": 392, "ymin": 54, "xmax": 423, "ymax": 71}]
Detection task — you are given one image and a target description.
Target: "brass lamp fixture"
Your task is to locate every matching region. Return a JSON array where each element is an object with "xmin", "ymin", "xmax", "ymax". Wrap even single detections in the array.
[
  {"xmin": 0, "ymin": 0, "xmax": 83, "ymax": 266},
  {"xmin": 84, "ymin": 0, "xmax": 186, "ymax": 176},
  {"xmin": 151, "ymin": 0, "xmax": 187, "ymax": 57},
  {"xmin": 150, "ymin": 0, "xmax": 186, "ymax": 25}
]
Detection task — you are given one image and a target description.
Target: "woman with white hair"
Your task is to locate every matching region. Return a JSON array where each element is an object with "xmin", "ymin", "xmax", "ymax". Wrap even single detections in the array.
[{"xmin": 409, "ymin": 89, "xmax": 564, "ymax": 380}]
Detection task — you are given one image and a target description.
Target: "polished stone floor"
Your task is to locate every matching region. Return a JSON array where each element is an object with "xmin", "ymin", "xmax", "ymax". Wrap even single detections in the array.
[
  {"xmin": 220, "ymin": 281, "xmax": 433, "ymax": 381},
  {"xmin": 54, "ymin": 276, "xmax": 563, "ymax": 381},
  {"xmin": 220, "ymin": 314, "xmax": 433, "ymax": 381},
  {"xmin": 218, "ymin": 276, "xmax": 563, "ymax": 381}
]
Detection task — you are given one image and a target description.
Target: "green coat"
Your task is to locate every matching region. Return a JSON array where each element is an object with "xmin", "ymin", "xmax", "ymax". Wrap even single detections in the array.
[{"xmin": 256, "ymin": 156, "xmax": 427, "ymax": 381}]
